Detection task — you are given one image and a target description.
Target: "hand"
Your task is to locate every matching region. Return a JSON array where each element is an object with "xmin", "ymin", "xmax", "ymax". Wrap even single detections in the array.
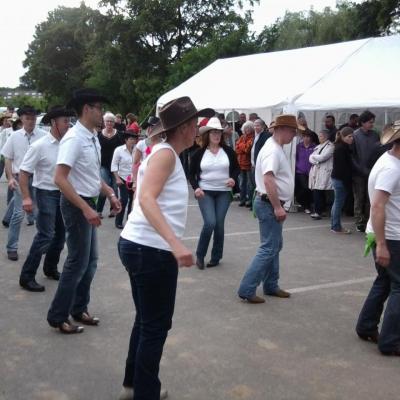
[
  {"xmin": 376, "ymin": 242, "xmax": 390, "ymax": 268},
  {"xmin": 194, "ymin": 188, "xmax": 205, "ymax": 198},
  {"xmin": 110, "ymin": 195, "xmax": 122, "ymax": 215},
  {"xmin": 171, "ymin": 241, "xmax": 194, "ymax": 267},
  {"xmin": 274, "ymin": 206, "xmax": 287, "ymax": 222},
  {"xmin": 22, "ymin": 197, "xmax": 34, "ymax": 214},
  {"xmin": 226, "ymin": 178, "xmax": 235, "ymax": 188},
  {"xmin": 8, "ymin": 178, "xmax": 18, "ymax": 191},
  {"xmin": 116, "ymin": 178, "xmax": 123, "ymax": 186},
  {"xmin": 83, "ymin": 206, "xmax": 102, "ymax": 227}
]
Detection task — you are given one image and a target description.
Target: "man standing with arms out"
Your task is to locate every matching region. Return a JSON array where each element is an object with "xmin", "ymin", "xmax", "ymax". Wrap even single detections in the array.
[
  {"xmin": 18, "ymin": 106, "xmax": 75, "ymax": 292},
  {"xmin": 352, "ymin": 110, "xmax": 379, "ymax": 232},
  {"xmin": 238, "ymin": 115, "xmax": 303, "ymax": 303},
  {"xmin": 1, "ymin": 106, "xmax": 46, "ymax": 261},
  {"xmin": 356, "ymin": 121, "xmax": 400, "ymax": 356},
  {"xmin": 47, "ymin": 89, "xmax": 121, "ymax": 334}
]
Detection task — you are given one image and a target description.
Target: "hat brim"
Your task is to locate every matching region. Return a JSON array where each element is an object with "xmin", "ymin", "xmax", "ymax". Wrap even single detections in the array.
[
  {"xmin": 381, "ymin": 125, "xmax": 400, "ymax": 145},
  {"xmin": 199, "ymin": 125, "xmax": 224, "ymax": 135},
  {"xmin": 164, "ymin": 107, "xmax": 215, "ymax": 134},
  {"xmin": 42, "ymin": 109, "xmax": 76, "ymax": 125},
  {"xmin": 274, "ymin": 123, "xmax": 305, "ymax": 131},
  {"xmin": 16, "ymin": 109, "xmax": 40, "ymax": 117},
  {"xmin": 123, "ymin": 131, "xmax": 140, "ymax": 139}
]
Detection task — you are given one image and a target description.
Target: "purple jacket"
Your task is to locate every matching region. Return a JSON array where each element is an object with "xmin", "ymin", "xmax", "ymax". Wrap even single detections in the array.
[{"xmin": 296, "ymin": 141, "xmax": 316, "ymax": 175}]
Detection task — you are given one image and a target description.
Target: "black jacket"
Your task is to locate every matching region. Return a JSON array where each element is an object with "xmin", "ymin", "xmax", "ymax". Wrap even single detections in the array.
[
  {"xmin": 188, "ymin": 145, "xmax": 240, "ymax": 190},
  {"xmin": 331, "ymin": 142, "xmax": 352, "ymax": 187},
  {"xmin": 254, "ymin": 130, "xmax": 272, "ymax": 166}
]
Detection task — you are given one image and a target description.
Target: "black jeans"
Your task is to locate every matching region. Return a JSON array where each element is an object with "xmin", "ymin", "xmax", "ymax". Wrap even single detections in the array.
[
  {"xmin": 295, "ymin": 173, "xmax": 312, "ymax": 210},
  {"xmin": 118, "ymin": 238, "xmax": 178, "ymax": 400},
  {"xmin": 115, "ymin": 180, "xmax": 133, "ymax": 227}
]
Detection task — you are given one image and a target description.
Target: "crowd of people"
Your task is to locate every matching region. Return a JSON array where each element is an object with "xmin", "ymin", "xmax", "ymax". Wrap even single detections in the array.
[{"xmin": 1, "ymin": 91, "xmax": 400, "ymax": 399}]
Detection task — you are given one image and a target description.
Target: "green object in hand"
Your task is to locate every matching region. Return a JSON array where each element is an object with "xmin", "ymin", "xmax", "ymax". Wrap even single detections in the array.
[{"xmin": 364, "ymin": 232, "xmax": 376, "ymax": 257}]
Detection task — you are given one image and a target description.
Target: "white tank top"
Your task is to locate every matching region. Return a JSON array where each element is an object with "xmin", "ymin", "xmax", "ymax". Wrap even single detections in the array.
[{"xmin": 121, "ymin": 142, "xmax": 188, "ymax": 251}]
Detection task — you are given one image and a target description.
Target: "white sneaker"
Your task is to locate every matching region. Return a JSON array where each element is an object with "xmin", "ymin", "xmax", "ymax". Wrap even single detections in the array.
[
  {"xmin": 304, "ymin": 209, "xmax": 311, "ymax": 214},
  {"xmin": 118, "ymin": 387, "xmax": 168, "ymax": 400}
]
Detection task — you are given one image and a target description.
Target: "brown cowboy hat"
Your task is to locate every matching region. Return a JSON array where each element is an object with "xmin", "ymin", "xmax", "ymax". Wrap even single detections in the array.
[
  {"xmin": 274, "ymin": 114, "xmax": 305, "ymax": 131},
  {"xmin": 381, "ymin": 120, "xmax": 400, "ymax": 145},
  {"xmin": 151, "ymin": 97, "xmax": 214, "ymax": 137}
]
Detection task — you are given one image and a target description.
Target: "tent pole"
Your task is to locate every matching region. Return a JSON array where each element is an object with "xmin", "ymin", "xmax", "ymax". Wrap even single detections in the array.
[
  {"xmin": 232, "ymin": 109, "xmax": 235, "ymax": 134},
  {"xmin": 384, "ymin": 109, "xmax": 388, "ymax": 125}
]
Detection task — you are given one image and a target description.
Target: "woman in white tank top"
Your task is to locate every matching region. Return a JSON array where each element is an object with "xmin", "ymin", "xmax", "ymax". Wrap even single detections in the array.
[{"xmin": 117, "ymin": 97, "xmax": 214, "ymax": 400}]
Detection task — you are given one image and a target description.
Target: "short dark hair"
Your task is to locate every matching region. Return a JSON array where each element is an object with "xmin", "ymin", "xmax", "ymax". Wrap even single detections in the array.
[
  {"xmin": 350, "ymin": 113, "xmax": 359, "ymax": 120},
  {"xmin": 359, "ymin": 110, "xmax": 375, "ymax": 124}
]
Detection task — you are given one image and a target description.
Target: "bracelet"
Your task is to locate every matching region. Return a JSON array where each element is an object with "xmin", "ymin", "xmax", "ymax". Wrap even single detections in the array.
[{"xmin": 110, "ymin": 193, "xmax": 116, "ymax": 198}]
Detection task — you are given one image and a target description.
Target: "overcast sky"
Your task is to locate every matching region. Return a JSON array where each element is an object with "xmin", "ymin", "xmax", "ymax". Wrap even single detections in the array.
[{"xmin": 1, "ymin": 0, "xmax": 345, "ymax": 88}]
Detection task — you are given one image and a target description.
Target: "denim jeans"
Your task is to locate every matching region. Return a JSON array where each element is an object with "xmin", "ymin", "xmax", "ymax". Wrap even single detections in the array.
[
  {"xmin": 239, "ymin": 170, "xmax": 253, "ymax": 204},
  {"xmin": 238, "ymin": 197, "xmax": 283, "ymax": 298},
  {"xmin": 196, "ymin": 190, "xmax": 231, "ymax": 263},
  {"xmin": 47, "ymin": 195, "xmax": 98, "ymax": 324},
  {"xmin": 118, "ymin": 238, "xmax": 178, "ymax": 399},
  {"xmin": 331, "ymin": 179, "xmax": 347, "ymax": 231},
  {"xmin": 97, "ymin": 166, "xmax": 117, "ymax": 213},
  {"xmin": 20, "ymin": 189, "xmax": 65, "ymax": 282},
  {"xmin": 115, "ymin": 180, "xmax": 133, "ymax": 227},
  {"xmin": 0, "ymin": 156, "xmax": 4, "ymax": 179},
  {"xmin": 356, "ymin": 240, "xmax": 400, "ymax": 353}
]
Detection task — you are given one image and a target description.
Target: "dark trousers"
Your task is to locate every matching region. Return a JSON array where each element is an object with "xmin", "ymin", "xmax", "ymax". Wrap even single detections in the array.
[
  {"xmin": 295, "ymin": 173, "xmax": 312, "ymax": 210},
  {"xmin": 356, "ymin": 240, "xmax": 400, "ymax": 353},
  {"xmin": 239, "ymin": 170, "xmax": 253, "ymax": 204},
  {"xmin": 20, "ymin": 189, "xmax": 65, "ymax": 282},
  {"xmin": 313, "ymin": 189, "xmax": 327, "ymax": 215},
  {"xmin": 118, "ymin": 238, "xmax": 178, "ymax": 400},
  {"xmin": 353, "ymin": 175, "xmax": 370, "ymax": 226},
  {"xmin": 115, "ymin": 180, "xmax": 133, "ymax": 227},
  {"xmin": 47, "ymin": 196, "xmax": 98, "ymax": 324}
]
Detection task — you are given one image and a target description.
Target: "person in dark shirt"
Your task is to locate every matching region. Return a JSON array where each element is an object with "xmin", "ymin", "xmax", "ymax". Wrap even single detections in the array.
[
  {"xmin": 351, "ymin": 110, "xmax": 380, "ymax": 232},
  {"xmin": 331, "ymin": 127, "xmax": 354, "ymax": 233},
  {"xmin": 325, "ymin": 113, "xmax": 338, "ymax": 142},
  {"xmin": 97, "ymin": 112, "xmax": 123, "ymax": 218},
  {"xmin": 339, "ymin": 113, "xmax": 359, "ymax": 130},
  {"xmin": 114, "ymin": 113, "xmax": 126, "ymax": 132}
]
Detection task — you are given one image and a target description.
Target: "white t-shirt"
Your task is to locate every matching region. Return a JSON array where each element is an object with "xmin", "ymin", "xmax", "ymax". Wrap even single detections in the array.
[
  {"xmin": 121, "ymin": 142, "xmax": 189, "ymax": 251},
  {"xmin": 255, "ymin": 136, "xmax": 294, "ymax": 202},
  {"xmin": 111, "ymin": 144, "xmax": 134, "ymax": 180},
  {"xmin": 199, "ymin": 148, "xmax": 230, "ymax": 191},
  {"xmin": 366, "ymin": 151, "xmax": 400, "ymax": 240},
  {"xmin": 1, "ymin": 127, "xmax": 46, "ymax": 174},
  {"xmin": 135, "ymin": 139, "xmax": 149, "ymax": 162},
  {"xmin": 57, "ymin": 120, "xmax": 102, "ymax": 197},
  {"xmin": 20, "ymin": 132, "xmax": 60, "ymax": 190}
]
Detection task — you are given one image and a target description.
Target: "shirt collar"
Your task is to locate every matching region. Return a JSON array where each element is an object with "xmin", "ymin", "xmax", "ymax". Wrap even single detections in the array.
[
  {"xmin": 76, "ymin": 120, "xmax": 97, "ymax": 139},
  {"xmin": 47, "ymin": 132, "xmax": 58, "ymax": 144}
]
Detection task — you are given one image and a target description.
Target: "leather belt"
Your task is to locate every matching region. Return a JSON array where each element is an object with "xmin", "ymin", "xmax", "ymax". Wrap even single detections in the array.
[{"xmin": 256, "ymin": 191, "xmax": 285, "ymax": 206}]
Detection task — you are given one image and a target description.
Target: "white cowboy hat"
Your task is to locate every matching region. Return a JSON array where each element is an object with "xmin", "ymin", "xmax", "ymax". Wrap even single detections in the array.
[{"xmin": 199, "ymin": 117, "xmax": 224, "ymax": 135}]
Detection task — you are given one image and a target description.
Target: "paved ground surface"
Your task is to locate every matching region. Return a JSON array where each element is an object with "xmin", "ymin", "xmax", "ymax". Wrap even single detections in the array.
[{"xmin": 0, "ymin": 181, "xmax": 399, "ymax": 400}]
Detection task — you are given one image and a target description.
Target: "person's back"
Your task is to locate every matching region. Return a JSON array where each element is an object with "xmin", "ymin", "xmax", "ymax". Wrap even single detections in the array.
[{"xmin": 352, "ymin": 127, "xmax": 380, "ymax": 177}]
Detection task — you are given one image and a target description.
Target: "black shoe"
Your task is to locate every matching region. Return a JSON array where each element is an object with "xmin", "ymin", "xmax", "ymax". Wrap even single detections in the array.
[
  {"xmin": 2, "ymin": 220, "xmax": 9, "ymax": 228},
  {"xmin": 7, "ymin": 251, "xmax": 18, "ymax": 261},
  {"xmin": 206, "ymin": 260, "xmax": 220, "ymax": 268},
  {"xmin": 238, "ymin": 202, "xmax": 246, "ymax": 207},
  {"xmin": 19, "ymin": 279, "xmax": 45, "ymax": 292},
  {"xmin": 116, "ymin": 224, "xmax": 124, "ymax": 229},
  {"xmin": 27, "ymin": 221, "xmax": 34, "ymax": 226},
  {"xmin": 245, "ymin": 202, "xmax": 252, "ymax": 208},
  {"xmin": 44, "ymin": 270, "xmax": 60, "ymax": 281},
  {"xmin": 196, "ymin": 259, "xmax": 205, "ymax": 270},
  {"xmin": 356, "ymin": 225, "xmax": 366, "ymax": 232},
  {"xmin": 357, "ymin": 331, "xmax": 379, "ymax": 344}
]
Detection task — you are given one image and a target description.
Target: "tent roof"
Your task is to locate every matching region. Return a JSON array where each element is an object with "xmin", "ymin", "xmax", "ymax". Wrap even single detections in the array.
[
  {"xmin": 294, "ymin": 35, "xmax": 400, "ymax": 110},
  {"xmin": 157, "ymin": 38, "xmax": 370, "ymax": 110}
]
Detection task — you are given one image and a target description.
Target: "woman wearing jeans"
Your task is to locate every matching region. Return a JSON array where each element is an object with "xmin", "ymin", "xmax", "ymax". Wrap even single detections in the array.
[
  {"xmin": 189, "ymin": 117, "xmax": 240, "ymax": 270},
  {"xmin": 118, "ymin": 97, "xmax": 214, "ymax": 400},
  {"xmin": 331, "ymin": 127, "xmax": 354, "ymax": 233}
]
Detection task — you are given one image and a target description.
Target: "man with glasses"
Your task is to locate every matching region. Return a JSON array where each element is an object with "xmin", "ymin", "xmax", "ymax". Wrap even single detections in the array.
[
  {"xmin": 1, "ymin": 106, "xmax": 46, "ymax": 261},
  {"xmin": 47, "ymin": 89, "xmax": 121, "ymax": 334}
]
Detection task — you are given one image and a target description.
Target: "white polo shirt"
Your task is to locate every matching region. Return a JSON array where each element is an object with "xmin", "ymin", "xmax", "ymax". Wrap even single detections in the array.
[
  {"xmin": 111, "ymin": 144, "xmax": 135, "ymax": 180},
  {"xmin": 0, "ymin": 127, "xmax": 13, "ymax": 154},
  {"xmin": 57, "ymin": 120, "xmax": 102, "ymax": 197},
  {"xmin": 1, "ymin": 127, "xmax": 46, "ymax": 174},
  {"xmin": 255, "ymin": 136, "xmax": 294, "ymax": 203},
  {"xmin": 20, "ymin": 132, "xmax": 60, "ymax": 191}
]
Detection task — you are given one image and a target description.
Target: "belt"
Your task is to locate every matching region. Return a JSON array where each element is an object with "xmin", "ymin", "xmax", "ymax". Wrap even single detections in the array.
[
  {"xmin": 80, "ymin": 195, "xmax": 99, "ymax": 207},
  {"xmin": 256, "ymin": 192, "xmax": 285, "ymax": 206}
]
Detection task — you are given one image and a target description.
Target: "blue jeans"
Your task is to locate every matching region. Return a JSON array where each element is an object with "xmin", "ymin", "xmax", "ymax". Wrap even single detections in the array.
[
  {"xmin": 239, "ymin": 170, "xmax": 253, "ymax": 204},
  {"xmin": 47, "ymin": 195, "xmax": 98, "ymax": 324},
  {"xmin": 97, "ymin": 166, "xmax": 117, "ymax": 213},
  {"xmin": 196, "ymin": 190, "xmax": 231, "ymax": 263},
  {"xmin": 118, "ymin": 238, "xmax": 178, "ymax": 399},
  {"xmin": 20, "ymin": 189, "xmax": 65, "ymax": 282},
  {"xmin": 238, "ymin": 197, "xmax": 283, "ymax": 298},
  {"xmin": 115, "ymin": 180, "xmax": 133, "ymax": 227},
  {"xmin": 331, "ymin": 179, "xmax": 348, "ymax": 231},
  {"xmin": 356, "ymin": 240, "xmax": 400, "ymax": 354}
]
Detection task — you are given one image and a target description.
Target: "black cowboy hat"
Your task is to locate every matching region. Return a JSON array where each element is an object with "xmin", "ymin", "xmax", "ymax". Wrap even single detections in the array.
[
  {"xmin": 141, "ymin": 116, "xmax": 160, "ymax": 129},
  {"xmin": 67, "ymin": 88, "xmax": 110, "ymax": 111},
  {"xmin": 123, "ymin": 129, "xmax": 140, "ymax": 139},
  {"xmin": 16, "ymin": 105, "xmax": 40, "ymax": 117},
  {"xmin": 151, "ymin": 97, "xmax": 214, "ymax": 137},
  {"xmin": 42, "ymin": 105, "xmax": 76, "ymax": 125}
]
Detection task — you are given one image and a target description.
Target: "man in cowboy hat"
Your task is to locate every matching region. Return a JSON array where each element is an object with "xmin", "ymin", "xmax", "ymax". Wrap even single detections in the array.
[
  {"xmin": 18, "ymin": 106, "xmax": 75, "ymax": 292},
  {"xmin": 1, "ymin": 105, "xmax": 46, "ymax": 261},
  {"xmin": 47, "ymin": 89, "xmax": 121, "ymax": 334},
  {"xmin": 356, "ymin": 121, "xmax": 400, "ymax": 356},
  {"xmin": 238, "ymin": 114, "xmax": 304, "ymax": 303}
]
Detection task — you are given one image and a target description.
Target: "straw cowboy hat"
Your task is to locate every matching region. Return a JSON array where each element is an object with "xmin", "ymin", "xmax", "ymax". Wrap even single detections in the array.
[
  {"xmin": 274, "ymin": 114, "xmax": 305, "ymax": 131},
  {"xmin": 199, "ymin": 117, "xmax": 224, "ymax": 135},
  {"xmin": 381, "ymin": 120, "xmax": 400, "ymax": 145}
]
